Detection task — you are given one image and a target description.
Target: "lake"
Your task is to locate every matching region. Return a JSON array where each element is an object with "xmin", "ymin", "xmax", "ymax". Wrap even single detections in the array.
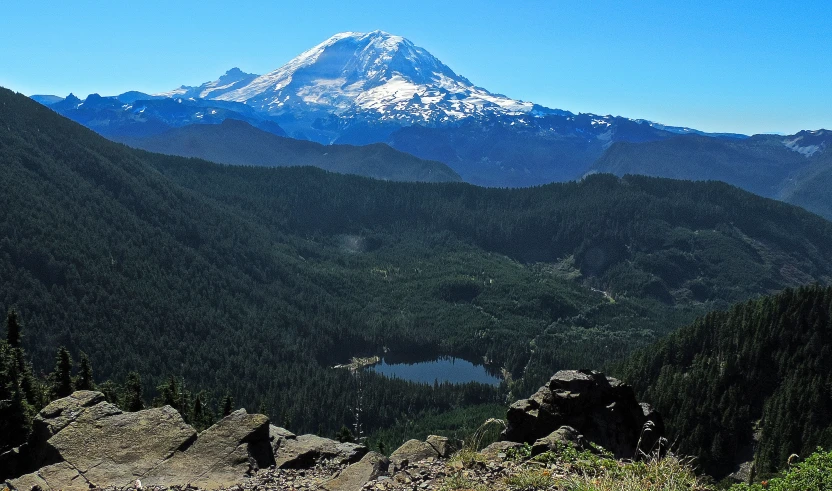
[{"xmin": 369, "ymin": 357, "xmax": 502, "ymax": 386}]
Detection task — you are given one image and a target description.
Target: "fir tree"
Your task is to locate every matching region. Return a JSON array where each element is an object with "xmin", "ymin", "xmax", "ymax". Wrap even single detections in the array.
[
  {"xmin": 222, "ymin": 395, "xmax": 233, "ymax": 417},
  {"xmin": 50, "ymin": 347, "xmax": 74, "ymax": 399},
  {"xmin": 156, "ymin": 376, "xmax": 181, "ymax": 411},
  {"xmin": 123, "ymin": 372, "xmax": 144, "ymax": 412},
  {"xmin": 0, "ymin": 385, "xmax": 33, "ymax": 451},
  {"xmin": 5, "ymin": 309, "xmax": 21, "ymax": 348},
  {"xmin": 75, "ymin": 352, "xmax": 94, "ymax": 391},
  {"xmin": 192, "ymin": 395, "xmax": 204, "ymax": 429}
]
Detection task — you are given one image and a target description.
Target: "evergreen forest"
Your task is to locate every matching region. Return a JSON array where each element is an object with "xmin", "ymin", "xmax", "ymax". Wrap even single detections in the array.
[
  {"xmin": 617, "ymin": 285, "xmax": 832, "ymax": 477},
  {"xmin": 2, "ymin": 86, "xmax": 832, "ymax": 462}
]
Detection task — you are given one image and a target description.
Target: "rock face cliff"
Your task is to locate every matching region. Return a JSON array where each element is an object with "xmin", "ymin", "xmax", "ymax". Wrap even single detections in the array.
[
  {"xmin": 502, "ymin": 369, "xmax": 665, "ymax": 459},
  {"xmin": 3, "ymin": 391, "xmax": 367, "ymax": 490},
  {"xmin": 4, "ymin": 391, "xmax": 276, "ymax": 490},
  {"xmin": 4, "ymin": 372, "xmax": 665, "ymax": 490}
]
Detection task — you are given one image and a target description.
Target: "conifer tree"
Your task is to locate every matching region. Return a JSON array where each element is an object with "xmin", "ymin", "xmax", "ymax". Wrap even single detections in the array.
[
  {"xmin": 192, "ymin": 395, "xmax": 204, "ymax": 429},
  {"xmin": 0, "ymin": 385, "xmax": 33, "ymax": 451},
  {"xmin": 123, "ymin": 372, "xmax": 144, "ymax": 412},
  {"xmin": 50, "ymin": 347, "xmax": 74, "ymax": 399},
  {"xmin": 157, "ymin": 376, "xmax": 180, "ymax": 409},
  {"xmin": 6, "ymin": 309, "xmax": 21, "ymax": 348},
  {"xmin": 75, "ymin": 353, "xmax": 94, "ymax": 391},
  {"xmin": 222, "ymin": 395, "xmax": 233, "ymax": 417}
]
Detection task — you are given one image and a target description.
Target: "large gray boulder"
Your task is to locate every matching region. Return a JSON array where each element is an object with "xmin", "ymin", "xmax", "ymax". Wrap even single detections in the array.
[
  {"xmin": 269, "ymin": 424, "xmax": 296, "ymax": 456},
  {"xmin": 8, "ymin": 462, "xmax": 89, "ymax": 491},
  {"xmin": 425, "ymin": 435, "xmax": 458, "ymax": 458},
  {"xmin": 143, "ymin": 409, "xmax": 274, "ymax": 488},
  {"xmin": 502, "ymin": 369, "xmax": 665, "ymax": 459},
  {"xmin": 47, "ymin": 403, "xmax": 196, "ymax": 486},
  {"xmin": 531, "ymin": 425, "xmax": 593, "ymax": 455},
  {"xmin": 323, "ymin": 451, "xmax": 389, "ymax": 491},
  {"xmin": 275, "ymin": 434, "xmax": 367, "ymax": 469},
  {"xmin": 480, "ymin": 441, "xmax": 522, "ymax": 460},
  {"xmin": 389, "ymin": 439, "xmax": 440, "ymax": 469},
  {"xmin": 6, "ymin": 392, "xmax": 274, "ymax": 490}
]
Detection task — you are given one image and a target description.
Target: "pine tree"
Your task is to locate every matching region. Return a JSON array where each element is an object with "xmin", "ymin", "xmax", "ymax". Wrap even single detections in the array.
[
  {"xmin": 192, "ymin": 395, "xmax": 204, "ymax": 429},
  {"xmin": 0, "ymin": 385, "xmax": 33, "ymax": 451},
  {"xmin": 6, "ymin": 309, "xmax": 21, "ymax": 348},
  {"xmin": 75, "ymin": 353, "xmax": 94, "ymax": 391},
  {"xmin": 222, "ymin": 395, "xmax": 233, "ymax": 417},
  {"xmin": 156, "ymin": 376, "xmax": 181, "ymax": 411},
  {"xmin": 123, "ymin": 372, "xmax": 144, "ymax": 412},
  {"xmin": 50, "ymin": 347, "xmax": 74, "ymax": 399}
]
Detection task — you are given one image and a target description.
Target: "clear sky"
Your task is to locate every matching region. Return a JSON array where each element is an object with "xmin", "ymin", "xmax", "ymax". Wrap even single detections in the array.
[{"xmin": 1, "ymin": 0, "xmax": 830, "ymax": 135}]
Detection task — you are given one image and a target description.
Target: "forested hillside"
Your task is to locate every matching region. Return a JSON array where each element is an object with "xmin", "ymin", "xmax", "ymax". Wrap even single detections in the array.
[
  {"xmin": 617, "ymin": 285, "xmax": 832, "ymax": 477},
  {"xmin": 115, "ymin": 119, "xmax": 461, "ymax": 183},
  {"xmin": 591, "ymin": 131, "xmax": 832, "ymax": 219},
  {"xmin": 2, "ymin": 86, "xmax": 832, "ymax": 446}
]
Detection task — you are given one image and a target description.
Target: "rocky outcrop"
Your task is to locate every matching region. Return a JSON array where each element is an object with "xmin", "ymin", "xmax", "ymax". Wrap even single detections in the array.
[
  {"xmin": 274, "ymin": 434, "xmax": 367, "ymax": 469},
  {"xmin": 502, "ymin": 369, "xmax": 665, "ymax": 459},
  {"xmin": 531, "ymin": 425, "xmax": 594, "ymax": 455},
  {"xmin": 142, "ymin": 409, "xmax": 274, "ymax": 488},
  {"xmin": 323, "ymin": 451, "xmax": 389, "ymax": 491},
  {"xmin": 425, "ymin": 435, "xmax": 457, "ymax": 458},
  {"xmin": 480, "ymin": 441, "xmax": 522, "ymax": 460},
  {"xmin": 389, "ymin": 439, "xmax": 440, "ymax": 469},
  {"xmin": 6, "ymin": 392, "xmax": 273, "ymax": 490}
]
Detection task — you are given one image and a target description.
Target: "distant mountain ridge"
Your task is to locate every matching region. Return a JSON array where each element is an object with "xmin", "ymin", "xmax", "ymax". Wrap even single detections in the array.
[
  {"xmin": 32, "ymin": 30, "xmax": 753, "ymax": 187},
  {"xmin": 116, "ymin": 118, "xmax": 461, "ymax": 183},
  {"xmin": 591, "ymin": 129, "xmax": 832, "ymax": 219},
  {"xmin": 46, "ymin": 91, "xmax": 287, "ymax": 139}
]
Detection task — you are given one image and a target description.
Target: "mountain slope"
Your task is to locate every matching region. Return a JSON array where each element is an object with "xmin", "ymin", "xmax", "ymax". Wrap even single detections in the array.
[
  {"xmin": 386, "ymin": 115, "xmax": 680, "ymax": 186},
  {"xmin": 45, "ymin": 92, "xmax": 287, "ymax": 139},
  {"xmin": 591, "ymin": 130, "xmax": 832, "ymax": 218},
  {"xmin": 4, "ymin": 86, "xmax": 832, "ymax": 439},
  {"xmin": 617, "ymin": 285, "xmax": 832, "ymax": 477},
  {"xmin": 115, "ymin": 118, "xmax": 461, "ymax": 183}
]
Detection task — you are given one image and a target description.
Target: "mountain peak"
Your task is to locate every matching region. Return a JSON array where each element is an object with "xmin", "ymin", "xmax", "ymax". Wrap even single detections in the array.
[
  {"xmin": 187, "ymin": 31, "xmax": 533, "ymax": 131},
  {"xmin": 155, "ymin": 67, "xmax": 259, "ymax": 100}
]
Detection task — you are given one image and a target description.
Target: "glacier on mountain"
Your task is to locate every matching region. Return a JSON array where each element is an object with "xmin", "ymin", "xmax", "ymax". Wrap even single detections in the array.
[{"xmin": 156, "ymin": 31, "xmax": 539, "ymax": 126}]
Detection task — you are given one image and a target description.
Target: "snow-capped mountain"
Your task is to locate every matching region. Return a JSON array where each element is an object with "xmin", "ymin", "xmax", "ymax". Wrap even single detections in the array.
[
  {"xmin": 35, "ymin": 30, "xmax": 760, "ymax": 187},
  {"xmin": 783, "ymin": 129, "xmax": 832, "ymax": 157},
  {"xmin": 157, "ymin": 31, "xmax": 547, "ymax": 132},
  {"xmin": 157, "ymin": 67, "xmax": 260, "ymax": 100}
]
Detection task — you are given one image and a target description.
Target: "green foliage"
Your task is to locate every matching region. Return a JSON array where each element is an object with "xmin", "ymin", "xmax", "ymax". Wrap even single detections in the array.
[
  {"xmin": 6, "ymin": 308, "xmax": 21, "ymax": 348},
  {"xmin": 729, "ymin": 448, "xmax": 832, "ymax": 491},
  {"xmin": 335, "ymin": 425, "xmax": 355, "ymax": 443},
  {"xmin": 0, "ymin": 315, "xmax": 43, "ymax": 452},
  {"xmin": 617, "ymin": 286, "xmax": 832, "ymax": 476},
  {"xmin": 0, "ymin": 385, "xmax": 35, "ymax": 450},
  {"xmin": 505, "ymin": 442, "xmax": 533, "ymax": 461},
  {"xmin": 504, "ymin": 469, "xmax": 557, "ymax": 490},
  {"xmin": 222, "ymin": 395, "xmax": 233, "ymax": 417},
  {"xmin": 533, "ymin": 444, "xmax": 617, "ymax": 476},
  {"xmin": 123, "ymin": 372, "xmax": 144, "ymax": 412},
  {"xmin": 3, "ymin": 87, "xmax": 832, "ymax": 441},
  {"xmin": 440, "ymin": 472, "xmax": 488, "ymax": 491},
  {"xmin": 592, "ymin": 132, "xmax": 832, "ymax": 221},
  {"xmin": 558, "ymin": 455, "xmax": 704, "ymax": 491},
  {"xmin": 75, "ymin": 352, "xmax": 94, "ymax": 391},
  {"xmin": 50, "ymin": 347, "xmax": 74, "ymax": 399}
]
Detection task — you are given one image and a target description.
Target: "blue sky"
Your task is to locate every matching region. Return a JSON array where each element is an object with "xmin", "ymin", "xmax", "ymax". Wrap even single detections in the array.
[{"xmin": 1, "ymin": 0, "xmax": 829, "ymax": 135}]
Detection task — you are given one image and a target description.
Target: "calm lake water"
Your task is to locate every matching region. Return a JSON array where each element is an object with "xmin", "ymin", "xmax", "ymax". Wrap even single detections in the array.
[{"xmin": 369, "ymin": 357, "xmax": 502, "ymax": 386}]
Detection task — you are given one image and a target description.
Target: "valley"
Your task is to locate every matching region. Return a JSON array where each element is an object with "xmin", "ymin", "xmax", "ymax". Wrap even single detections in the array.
[{"xmin": 2, "ymin": 11, "xmax": 832, "ymax": 489}]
